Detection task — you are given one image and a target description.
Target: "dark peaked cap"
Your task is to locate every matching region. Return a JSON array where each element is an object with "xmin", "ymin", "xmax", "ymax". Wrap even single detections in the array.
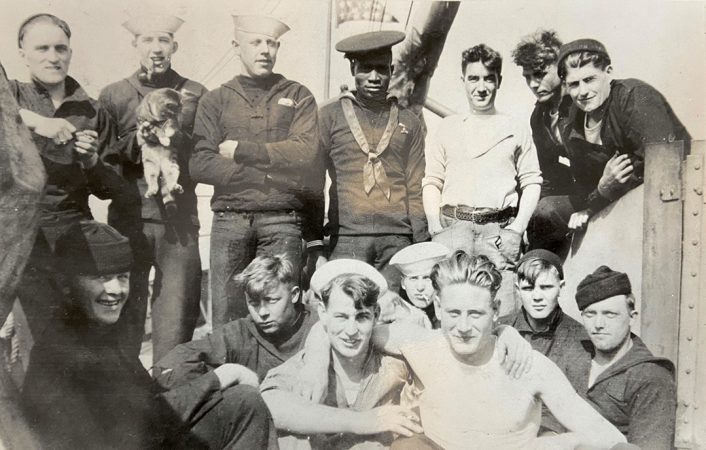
[{"xmin": 336, "ymin": 30, "xmax": 405, "ymax": 57}]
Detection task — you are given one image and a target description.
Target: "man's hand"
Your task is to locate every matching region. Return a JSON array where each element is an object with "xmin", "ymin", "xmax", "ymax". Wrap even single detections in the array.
[
  {"xmin": 74, "ymin": 130, "xmax": 99, "ymax": 168},
  {"xmin": 496, "ymin": 325, "xmax": 533, "ymax": 378},
  {"xmin": 350, "ymin": 405, "xmax": 423, "ymax": 437},
  {"xmin": 218, "ymin": 140, "xmax": 238, "ymax": 160},
  {"xmin": 568, "ymin": 210, "xmax": 591, "ymax": 230},
  {"xmin": 34, "ymin": 116, "xmax": 77, "ymax": 144},
  {"xmin": 428, "ymin": 219, "xmax": 444, "ymax": 236},
  {"xmin": 213, "ymin": 363, "xmax": 259, "ymax": 389},
  {"xmin": 305, "ymin": 248, "xmax": 327, "ymax": 281},
  {"xmin": 597, "ymin": 153, "xmax": 634, "ymax": 200}
]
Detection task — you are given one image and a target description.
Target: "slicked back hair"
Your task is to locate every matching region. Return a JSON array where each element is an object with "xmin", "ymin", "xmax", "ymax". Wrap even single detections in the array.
[
  {"xmin": 18, "ymin": 13, "xmax": 71, "ymax": 48},
  {"xmin": 233, "ymin": 254, "xmax": 298, "ymax": 300},
  {"xmin": 512, "ymin": 29, "xmax": 562, "ymax": 71},
  {"xmin": 431, "ymin": 251, "xmax": 503, "ymax": 300},
  {"xmin": 559, "ymin": 50, "xmax": 611, "ymax": 80},
  {"xmin": 461, "ymin": 43, "xmax": 502, "ymax": 77},
  {"xmin": 320, "ymin": 274, "xmax": 379, "ymax": 310}
]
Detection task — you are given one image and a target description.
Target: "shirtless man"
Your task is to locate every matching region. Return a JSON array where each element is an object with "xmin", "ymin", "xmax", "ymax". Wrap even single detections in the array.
[{"xmin": 380, "ymin": 251, "xmax": 626, "ymax": 449}]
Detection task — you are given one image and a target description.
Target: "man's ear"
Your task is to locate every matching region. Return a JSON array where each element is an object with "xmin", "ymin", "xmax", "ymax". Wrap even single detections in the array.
[
  {"xmin": 172, "ymin": 40, "xmax": 179, "ymax": 54},
  {"xmin": 18, "ymin": 48, "xmax": 26, "ymax": 66},
  {"xmin": 559, "ymin": 280, "xmax": 566, "ymax": 289},
  {"xmin": 131, "ymin": 38, "xmax": 138, "ymax": 48},
  {"xmin": 433, "ymin": 295, "xmax": 441, "ymax": 319},
  {"xmin": 231, "ymin": 39, "xmax": 240, "ymax": 55},
  {"xmin": 496, "ymin": 74, "xmax": 503, "ymax": 89},
  {"xmin": 605, "ymin": 65, "xmax": 613, "ymax": 75},
  {"xmin": 290, "ymin": 285, "xmax": 300, "ymax": 304},
  {"xmin": 492, "ymin": 299, "xmax": 501, "ymax": 321},
  {"xmin": 317, "ymin": 299, "xmax": 327, "ymax": 318}
]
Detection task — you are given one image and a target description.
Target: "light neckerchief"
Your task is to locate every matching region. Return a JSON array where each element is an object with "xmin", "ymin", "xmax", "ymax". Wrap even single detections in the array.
[{"xmin": 340, "ymin": 96, "xmax": 398, "ymax": 200}]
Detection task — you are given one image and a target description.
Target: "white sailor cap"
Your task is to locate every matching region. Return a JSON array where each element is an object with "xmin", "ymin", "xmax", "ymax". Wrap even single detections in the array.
[
  {"xmin": 232, "ymin": 14, "xmax": 290, "ymax": 39},
  {"xmin": 122, "ymin": 14, "xmax": 184, "ymax": 36},
  {"xmin": 310, "ymin": 259, "xmax": 388, "ymax": 296},
  {"xmin": 390, "ymin": 242, "xmax": 450, "ymax": 277}
]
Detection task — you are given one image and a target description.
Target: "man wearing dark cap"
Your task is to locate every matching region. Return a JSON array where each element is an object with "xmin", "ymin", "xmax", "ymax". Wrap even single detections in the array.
[
  {"xmin": 190, "ymin": 14, "xmax": 320, "ymax": 327},
  {"xmin": 99, "ymin": 14, "xmax": 207, "ymax": 362},
  {"xmin": 311, "ymin": 30, "xmax": 428, "ymax": 295},
  {"xmin": 576, "ymin": 266, "xmax": 676, "ymax": 449},
  {"xmin": 21, "ymin": 220, "xmax": 276, "ymax": 450},
  {"xmin": 557, "ymin": 38, "xmax": 690, "ymax": 230},
  {"xmin": 499, "ymin": 249, "xmax": 588, "ymax": 433},
  {"xmin": 512, "ymin": 31, "xmax": 577, "ymax": 256}
]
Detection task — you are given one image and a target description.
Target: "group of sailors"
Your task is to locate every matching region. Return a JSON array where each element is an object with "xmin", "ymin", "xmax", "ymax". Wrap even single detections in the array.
[{"xmin": 3, "ymin": 8, "xmax": 689, "ymax": 450}]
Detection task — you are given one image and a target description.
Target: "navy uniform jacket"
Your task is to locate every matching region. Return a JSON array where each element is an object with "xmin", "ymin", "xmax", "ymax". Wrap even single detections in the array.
[
  {"xmin": 530, "ymin": 94, "xmax": 575, "ymax": 198},
  {"xmin": 153, "ymin": 306, "xmax": 317, "ymax": 392},
  {"xmin": 499, "ymin": 307, "xmax": 589, "ymax": 433},
  {"xmin": 99, "ymin": 69, "xmax": 206, "ymax": 228},
  {"xmin": 576, "ymin": 335, "xmax": 676, "ymax": 450},
  {"xmin": 9, "ymin": 77, "xmax": 135, "ymax": 250},
  {"xmin": 560, "ymin": 78, "xmax": 690, "ymax": 214},
  {"xmin": 189, "ymin": 74, "xmax": 319, "ymax": 236},
  {"xmin": 21, "ymin": 307, "xmax": 205, "ymax": 449},
  {"xmin": 312, "ymin": 92, "xmax": 428, "ymax": 243}
]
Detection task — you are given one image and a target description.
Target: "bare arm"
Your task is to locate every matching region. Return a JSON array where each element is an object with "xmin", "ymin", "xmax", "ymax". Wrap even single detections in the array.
[
  {"xmin": 261, "ymin": 390, "xmax": 422, "ymax": 436},
  {"xmin": 506, "ymin": 183, "xmax": 540, "ymax": 234},
  {"xmin": 423, "ymin": 184, "xmax": 443, "ymax": 236},
  {"xmin": 534, "ymin": 354, "xmax": 626, "ymax": 448}
]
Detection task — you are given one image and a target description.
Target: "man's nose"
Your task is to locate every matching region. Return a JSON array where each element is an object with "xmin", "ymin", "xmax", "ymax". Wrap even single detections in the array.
[
  {"xmin": 46, "ymin": 48, "xmax": 60, "ymax": 63},
  {"xmin": 103, "ymin": 277, "xmax": 123, "ymax": 295},
  {"xmin": 457, "ymin": 315, "xmax": 472, "ymax": 333},
  {"xmin": 258, "ymin": 304, "xmax": 270, "ymax": 318},
  {"xmin": 344, "ymin": 318, "xmax": 358, "ymax": 335},
  {"xmin": 368, "ymin": 70, "xmax": 381, "ymax": 81},
  {"xmin": 529, "ymin": 77, "xmax": 540, "ymax": 90},
  {"xmin": 578, "ymin": 81, "xmax": 590, "ymax": 97},
  {"xmin": 594, "ymin": 315, "xmax": 606, "ymax": 328}
]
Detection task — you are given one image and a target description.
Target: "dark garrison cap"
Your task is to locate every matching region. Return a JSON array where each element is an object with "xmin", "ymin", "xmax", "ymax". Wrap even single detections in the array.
[
  {"xmin": 575, "ymin": 265, "xmax": 632, "ymax": 310},
  {"xmin": 518, "ymin": 249, "xmax": 564, "ymax": 280},
  {"xmin": 557, "ymin": 38, "xmax": 610, "ymax": 70},
  {"xmin": 335, "ymin": 30, "xmax": 405, "ymax": 57},
  {"xmin": 55, "ymin": 220, "xmax": 132, "ymax": 275}
]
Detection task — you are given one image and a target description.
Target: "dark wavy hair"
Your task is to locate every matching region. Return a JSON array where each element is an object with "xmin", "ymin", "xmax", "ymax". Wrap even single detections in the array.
[
  {"xmin": 18, "ymin": 13, "xmax": 71, "ymax": 48},
  {"xmin": 320, "ymin": 274, "xmax": 380, "ymax": 309},
  {"xmin": 461, "ymin": 44, "xmax": 502, "ymax": 77},
  {"xmin": 558, "ymin": 51, "xmax": 611, "ymax": 80},
  {"xmin": 431, "ymin": 251, "xmax": 503, "ymax": 300},
  {"xmin": 512, "ymin": 29, "xmax": 562, "ymax": 71}
]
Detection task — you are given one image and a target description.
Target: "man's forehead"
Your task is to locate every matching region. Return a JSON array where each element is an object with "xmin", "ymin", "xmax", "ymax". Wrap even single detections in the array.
[
  {"xmin": 137, "ymin": 31, "xmax": 174, "ymax": 40},
  {"xmin": 236, "ymin": 29, "xmax": 279, "ymax": 42},
  {"xmin": 565, "ymin": 62, "xmax": 607, "ymax": 80},
  {"xmin": 327, "ymin": 287, "xmax": 375, "ymax": 313},
  {"xmin": 464, "ymin": 62, "xmax": 498, "ymax": 77},
  {"xmin": 583, "ymin": 294, "xmax": 629, "ymax": 311}
]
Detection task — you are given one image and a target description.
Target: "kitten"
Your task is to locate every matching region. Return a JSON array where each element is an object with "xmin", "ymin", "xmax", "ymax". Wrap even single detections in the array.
[{"xmin": 135, "ymin": 88, "xmax": 183, "ymax": 210}]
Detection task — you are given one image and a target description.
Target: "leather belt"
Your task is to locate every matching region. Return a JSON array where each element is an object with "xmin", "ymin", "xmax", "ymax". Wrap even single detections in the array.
[{"xmin": 441, "ymin": 205, "xmax": 517, "ymax": 224}]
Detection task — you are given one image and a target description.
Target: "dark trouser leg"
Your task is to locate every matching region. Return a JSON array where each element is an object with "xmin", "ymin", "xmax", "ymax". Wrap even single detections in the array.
[
  {"xmin": 391, "ymin": 434, "xmax": 444, "ymax": 450},
  {"xmin": 373, "ymin": 235, "xmax": 412, "ymax": 294},
  {"xmin": 150, "ymin": 222, "xmax": 202, "ymax": 363},
  {"xmin": 210, "ymin": 212, "xmax": 255, "ymax": 329},
  {"xmin": 188, "ymin": 385, "xmax": 277, "ymax": 450},
  {"xmin": 115, "ymin": 224, "xmax": 156, "ymax": 359},
  {"xmin": 251, "ymin": 211, "xmax": 303, "ymax": 317},
  {"xmin": 330, "ymin": 234, "xmax": 374, "ymax": 263},
  {"xmin": 526, "ymin": 195, "xmax": 577, "ymax": 257}
]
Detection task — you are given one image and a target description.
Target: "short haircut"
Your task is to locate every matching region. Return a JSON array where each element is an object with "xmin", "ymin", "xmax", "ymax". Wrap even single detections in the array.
[
  {"xmin": 18, "ymin": 13, "xmax": 71, "ymax": 48},
  {"xmin": 558, "ymin": 50, "xmax": 611, "ymax": 80},
  {"xmin": 512, "ymin": 29, "xmax": 562, "ymax": 71},
  {"xmin": 320, "ymin": 274, "xmax": 379, "ymax": 310},
  {"xmin": 233, "ymin": 254, "xmax": 298, "ymax": 299},
  {"xmin": 516, "ymin": 257, "xmax": 562, "ymax": 285},
  {"xmin": 461, "ymin": 44, "xmax": 502, "ymax": 77},
  {"xmin": 431, "ymin": 251, "xmax": 503, "ymax": 300}
]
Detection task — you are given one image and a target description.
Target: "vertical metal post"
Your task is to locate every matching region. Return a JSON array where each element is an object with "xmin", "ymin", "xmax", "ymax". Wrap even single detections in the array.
[
  {"xmin": 641, "ymin": 141, "xmax": 684, "ymax": 363},
  {"xmin": 675, "ymin": 141, "xmax": 705, "ymax": 449}
]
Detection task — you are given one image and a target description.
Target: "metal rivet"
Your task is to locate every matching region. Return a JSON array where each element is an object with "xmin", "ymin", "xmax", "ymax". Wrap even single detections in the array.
[
  {"xmin": 684, "ymin": 401, "xmax": 690, "ymax": 407},
  {"xmin": 695, "ymin": 210, "xmax": 701, "ymax": 216},
  {"xmin": 693, "ymin": 240, "xmax": 699, "ymax": 246},
  {"xmin": 689, "ymin": 304, "xmax": 696, "ymax": 309},
  {"xmin": 687, "ymin": 336, "xmax": 693, "ymax": 341},
  {"xmin": 684, "ymin": 418, "xmax": 689, "ymax": 424},
  {"xmin": 695, "ymin": 188, "xmax": 703, "ymax": 195},
  {"xmin": 692, "ymin": 272, "xmax": 698, "ymax": 277},
  {"xmin": 686, "ymin": 369, "xmax": 692, "ymax": 374},
  {"xmin": 695, "ymin": 163, "xmax": 701, "ymax": 170}
]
